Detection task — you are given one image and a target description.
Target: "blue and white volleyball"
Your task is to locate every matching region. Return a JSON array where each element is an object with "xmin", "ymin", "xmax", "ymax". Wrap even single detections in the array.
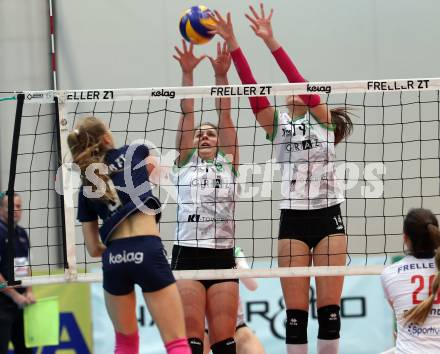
[{"xmin": 179, "ymin": 5, "xmax": 216, "ymax": 45}]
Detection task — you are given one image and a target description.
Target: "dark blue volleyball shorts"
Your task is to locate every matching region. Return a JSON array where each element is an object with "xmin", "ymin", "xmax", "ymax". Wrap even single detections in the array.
[{"xmin": 102, "ymin": 236, "xmax": 175, "ymax": 296}]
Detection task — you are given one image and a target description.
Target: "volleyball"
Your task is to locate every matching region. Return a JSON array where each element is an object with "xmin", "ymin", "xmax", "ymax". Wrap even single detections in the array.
[{"xmin": 179, "ymin": 5, "xmax": 216, "ymax": 45}]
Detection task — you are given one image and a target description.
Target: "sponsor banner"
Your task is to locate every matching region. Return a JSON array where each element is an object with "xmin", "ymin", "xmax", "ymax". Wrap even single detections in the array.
[
  {"xmin": 8, "ymin": 283, "xmax": 92, "ymax": 354},
  {"xmin": 91, "ymin": 257, "xmax": 394, "ymax": 354},
  {"xmin": 20, "ymin": 78, "xmax": 440, "ymax": 104},
  {"xmin": 243, "ymin": 271, "xmax": 394, "ymax": 354},
  {"xmin": 22, "ymin": 91, "xmax": 54, "ymax": 103}
]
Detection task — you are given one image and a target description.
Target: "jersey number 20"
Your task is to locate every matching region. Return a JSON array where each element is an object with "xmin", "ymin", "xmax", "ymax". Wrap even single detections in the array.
[{"xmin": 411, "ymin": 274, "xmax": 440, "ymax": 304}]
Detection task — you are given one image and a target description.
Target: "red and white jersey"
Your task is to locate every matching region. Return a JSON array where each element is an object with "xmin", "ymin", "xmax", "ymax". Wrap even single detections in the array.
[{"xmin": 381, "ymin": 255, "xmax": 440, "ymax": 354}]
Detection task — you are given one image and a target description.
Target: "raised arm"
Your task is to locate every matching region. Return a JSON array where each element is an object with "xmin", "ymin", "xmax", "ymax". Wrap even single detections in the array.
[
  {"xmin": 208, "ymin": 42, "xmax": 239, "ymax": 168},
  {"xmin": 210, "ymin": 11, "xmax": 275, "ymax": 139},
  {"xmin": 245, "ymin": 4, "xmax": 331, "ymax": 124},
  {"xmin": 173, "ymin": 40, "xmax": 205, "ymax": 166}
]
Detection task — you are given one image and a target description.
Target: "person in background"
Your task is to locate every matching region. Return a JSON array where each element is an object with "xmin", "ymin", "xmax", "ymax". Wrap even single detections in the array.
[{"xmin": 0, "ymin": 191, "xmax": 35, "ymax": 354}]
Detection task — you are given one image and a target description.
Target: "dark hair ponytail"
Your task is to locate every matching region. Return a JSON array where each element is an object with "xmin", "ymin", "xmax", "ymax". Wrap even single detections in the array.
[
  {"xmin": 330, "ymin": 107, "xmax": 353, "ymax": 144},
  {"xmin": 404, "ymin": 209, "xmax": 440, "ymax": 258}
]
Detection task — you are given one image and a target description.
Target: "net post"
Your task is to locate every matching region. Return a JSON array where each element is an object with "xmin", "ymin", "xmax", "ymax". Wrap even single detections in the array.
[
  {"xmin": 5, "ymin": 93, "xmax": 25, "ymax": 287},
  {"xmin": 55, "ymin": 96, "xmax": 78, "ymax": 280}
]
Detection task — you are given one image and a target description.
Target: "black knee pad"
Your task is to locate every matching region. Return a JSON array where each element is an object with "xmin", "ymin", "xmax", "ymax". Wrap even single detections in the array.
[
  {"xmin": 188, "ymin": 337, "xmax": 203, "ymax": 354},
  {"xmin": 317, "ymin": 305, "xmax": 341, "ymax": 340},
  {"xmin": 285, "ymin": 309, "xmax": 308, "ymax": 344},
  {"xmin": 211, "ymin": 337, "xmax": 236, "ymax": 354}
]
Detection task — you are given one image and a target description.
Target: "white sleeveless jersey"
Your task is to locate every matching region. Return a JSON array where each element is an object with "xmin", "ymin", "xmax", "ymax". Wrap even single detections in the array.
[
  {"xmin": 381, "ymin": 256, "xmax": 440, "ymax": 354},
  {"xmin": 171, "ymin": 149, "xmax": 236, "ymax": 249},
  {"xmin": 271, "ymin": 110, "xmax": 344, "ymax": 210}
]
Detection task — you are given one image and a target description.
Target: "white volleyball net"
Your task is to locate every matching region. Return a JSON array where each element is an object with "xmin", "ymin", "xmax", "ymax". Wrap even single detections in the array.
[{"xmin": 2, "ymin": 78, "xmax": 440, "ymax": 286}]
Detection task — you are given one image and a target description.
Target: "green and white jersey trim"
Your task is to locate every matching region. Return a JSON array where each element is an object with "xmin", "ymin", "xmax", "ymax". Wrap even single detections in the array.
[
  {"xmin": 272, "ymin": 110, "xmax": 344, "ymax": 210},
  {"xmin": 171, "ymin": 150, "xmax": 237, "ymax": 249}
]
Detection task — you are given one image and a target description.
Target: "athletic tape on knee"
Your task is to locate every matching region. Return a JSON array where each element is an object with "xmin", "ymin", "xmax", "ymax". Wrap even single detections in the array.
[
  {"xmin": 211, "ymin": 337, "xmax": 236, "ymax": 354},
  {"xmin": 188, "ymin": 337, "xmax": 203, "ymax": 354},
  {"xmin": 286, "ymin": 309, "xmax": 308, "ymax": 345},
  {"xmin": 317, "ymin": 305, "xmax": 341, "ymax": 340}
]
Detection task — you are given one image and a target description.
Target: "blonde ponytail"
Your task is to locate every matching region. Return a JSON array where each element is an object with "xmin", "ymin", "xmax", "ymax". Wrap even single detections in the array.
[{"xmin": 67, "ymin": 117, "xmax": 115, "ymax": 203}]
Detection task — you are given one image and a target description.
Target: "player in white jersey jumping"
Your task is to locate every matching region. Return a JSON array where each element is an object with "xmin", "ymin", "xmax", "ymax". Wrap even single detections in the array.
[
  {"xmin": 211, "ymin": 4, "xmax": 353, "ymax": 354},
  {"xmin": 171, "ymin": 40, "xmax": 239, "ymax": 354},
  {"xmin": 381, "ymin": 208, "xmax": 440, "ymax": 354}
]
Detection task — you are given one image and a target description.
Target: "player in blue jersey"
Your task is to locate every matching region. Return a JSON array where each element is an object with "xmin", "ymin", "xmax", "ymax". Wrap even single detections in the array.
[{"xmin": 68, "ymin": 117, "xmax": 191, "ymax": 354}]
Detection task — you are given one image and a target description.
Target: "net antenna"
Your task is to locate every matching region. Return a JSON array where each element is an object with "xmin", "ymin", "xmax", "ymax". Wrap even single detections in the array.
[
  {"xmin": 4, "ymin": 77, "xmax": 440, "ymax": 286},
  {"xmin": 3, "ymin": 93, "xmax": 25, "ymax": 288}
]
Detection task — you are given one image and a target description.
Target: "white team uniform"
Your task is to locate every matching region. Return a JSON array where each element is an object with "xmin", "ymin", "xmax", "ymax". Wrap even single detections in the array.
[
  {"xmin": 271, "ymin": 110, "xmax": 344, "ymax": 210},
  {"xmin": 172, "ymin": 149, "xmax": 237, "ymax": 249},
  {"xmin": 381, "ymin": 255, "xmax": 440, "ymax": 354}
]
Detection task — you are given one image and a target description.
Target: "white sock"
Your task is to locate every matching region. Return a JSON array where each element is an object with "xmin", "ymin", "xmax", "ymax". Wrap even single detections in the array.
[
  {"xmin": 287, "ymin": 343, "xmax": 308, "ymax": 354},
  {"xmin": 317, "ymin": 338, "xmax": 339, "ymax": 354}
]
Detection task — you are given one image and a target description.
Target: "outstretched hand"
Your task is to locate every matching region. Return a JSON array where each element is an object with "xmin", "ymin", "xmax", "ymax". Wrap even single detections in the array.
[
  {"xmin": 209, "ymin": 10, "xmax": 235, "ymax": 42},
  {"xmin": 245, "ymin": 3, "xmax": 274, "ymax": 41},
  {"xmin": 173, "ymin": 40, "xmax": 205, "ymax": 74},
  {"xmin": 208, "ymin": 42, "xmax": 231, "ymax": 77}
]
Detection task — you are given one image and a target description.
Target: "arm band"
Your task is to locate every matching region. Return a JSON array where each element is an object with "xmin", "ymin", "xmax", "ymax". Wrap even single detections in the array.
[
  {"xmin": 230, "ymin": 48, "xmax": 271, "ymax": 114},
  {"xmin": 271, "ymin": 46, "xmax": 320, "ymax": 108}
]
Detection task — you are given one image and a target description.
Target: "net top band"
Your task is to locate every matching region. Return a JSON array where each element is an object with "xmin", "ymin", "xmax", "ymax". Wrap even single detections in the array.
[{"xmin": 3, "ymin": 78, "xmax": 439, "ymax": 104}]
